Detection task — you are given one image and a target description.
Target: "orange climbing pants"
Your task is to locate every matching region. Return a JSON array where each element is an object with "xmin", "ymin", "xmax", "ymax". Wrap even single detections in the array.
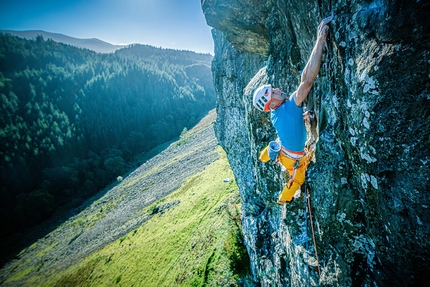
[{"xmin": 259, "ymin": 145, "xmax": 308, "ymax": 203}]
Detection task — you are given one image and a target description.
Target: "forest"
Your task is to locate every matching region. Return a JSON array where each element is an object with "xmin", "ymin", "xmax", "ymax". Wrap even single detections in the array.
[{"xmin": 0, "ymin": 34, "xmax": 215, "ymax": 237}]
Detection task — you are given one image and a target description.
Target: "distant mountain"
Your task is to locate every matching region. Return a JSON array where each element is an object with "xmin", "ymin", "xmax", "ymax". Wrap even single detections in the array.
[{"xmin": 0, "ymin": 30, "xmax": 126, "ymax": 53}]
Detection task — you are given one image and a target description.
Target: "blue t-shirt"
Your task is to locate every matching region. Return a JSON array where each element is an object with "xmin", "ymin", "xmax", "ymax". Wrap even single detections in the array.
[{"xmin": 270, "ymin": 93, "xmax": 306, "ymax": 152}]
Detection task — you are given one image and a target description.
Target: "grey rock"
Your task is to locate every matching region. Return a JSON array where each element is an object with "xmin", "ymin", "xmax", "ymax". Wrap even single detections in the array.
[
  {"xmin": 202, "ymin": 0, "xmax": 270, "ymax": 56},
  {"xmin": 202, "ymin": 0, "xmax": 430, "ymax": 286}
]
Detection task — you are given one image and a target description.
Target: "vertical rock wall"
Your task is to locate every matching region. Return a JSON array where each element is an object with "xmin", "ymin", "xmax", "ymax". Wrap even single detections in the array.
[{"xmin": 202, "ymin": 0, "xmax": 430, "ymax": 286}]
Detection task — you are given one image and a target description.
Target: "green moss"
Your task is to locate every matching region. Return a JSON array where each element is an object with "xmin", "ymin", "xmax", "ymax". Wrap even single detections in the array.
[
  {"xmin": 4, "ymin": 266, "xmax": 34, "ymax": 283},
  {"xmin": 36, "ymin": 241, "xmax": 59, "ymax": 258}
]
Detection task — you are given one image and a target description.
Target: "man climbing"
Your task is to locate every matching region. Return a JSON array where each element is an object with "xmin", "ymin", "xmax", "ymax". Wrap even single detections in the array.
[{"xmin": 253, "ymin": 15, "xmax": 333, "ymax": 205}]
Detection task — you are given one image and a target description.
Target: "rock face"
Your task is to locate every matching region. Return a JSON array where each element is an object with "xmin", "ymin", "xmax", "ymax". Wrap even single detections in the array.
[{"xmin": 202, "ymin": 0, "xmax": 430, "ymax": 286}]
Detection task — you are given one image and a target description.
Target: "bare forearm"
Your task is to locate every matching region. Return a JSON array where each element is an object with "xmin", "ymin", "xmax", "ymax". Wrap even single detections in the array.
[
  {"xmin": 294, "ymin": 16, "xmax": 332, "ymax": 107},
  {"xmin": 301, "ymin": 38, "xmax": 325, "ymax": 85}
]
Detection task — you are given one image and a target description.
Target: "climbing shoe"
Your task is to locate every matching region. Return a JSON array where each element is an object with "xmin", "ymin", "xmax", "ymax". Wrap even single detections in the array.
[{"xmin": 277, "ymin": 198, "xmax": 293, "ymax": 205}]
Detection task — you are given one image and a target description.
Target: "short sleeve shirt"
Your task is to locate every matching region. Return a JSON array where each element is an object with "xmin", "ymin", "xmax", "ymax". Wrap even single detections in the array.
[{"xmin": 270, "ymin": 93, "xmax": 306, "ymax": 152}]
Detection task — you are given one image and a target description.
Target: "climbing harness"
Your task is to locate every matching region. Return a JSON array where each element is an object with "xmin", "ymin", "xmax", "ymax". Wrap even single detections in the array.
[
  {"xmin": 281, "ymin": 147, "xmax": 307, "ymax": 189},
  {"xmin": 304, "ymin": 184, "xmax": 321, "ymax": 276},
  {"xmin": 281, "ymin": 146, "xmax": 305, "ymax": 159}
]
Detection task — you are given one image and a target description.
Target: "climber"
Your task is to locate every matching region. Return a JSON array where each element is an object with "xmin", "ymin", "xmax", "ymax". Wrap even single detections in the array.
[{"xmin": 253, "ymin": 15, "xmax": 333, "ymax": 205}]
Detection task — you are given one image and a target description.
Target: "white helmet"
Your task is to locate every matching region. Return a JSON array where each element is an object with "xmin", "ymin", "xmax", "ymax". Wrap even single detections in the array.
[{"xmin": 253, "ymin": 84, "xmax": 272, "ymax": 112}]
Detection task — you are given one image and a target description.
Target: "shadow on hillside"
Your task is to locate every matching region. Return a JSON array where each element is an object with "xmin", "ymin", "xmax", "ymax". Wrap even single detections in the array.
[
  {"xmin": 0, "ymin": 148, "xmax": 170, "ymax": 270},
  {"xmin": 0, "ymin": 110, "xmax": 217, "ymax": 274}
]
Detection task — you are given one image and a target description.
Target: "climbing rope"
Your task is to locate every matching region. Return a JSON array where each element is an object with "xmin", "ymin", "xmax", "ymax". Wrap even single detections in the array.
[
  {"xmin": 304, "ymin": 184, "xmax": 321, "ymax": 276},
  {"xmin": 304, "ymin": 185, "xmax": 311, "ymax": 285}
]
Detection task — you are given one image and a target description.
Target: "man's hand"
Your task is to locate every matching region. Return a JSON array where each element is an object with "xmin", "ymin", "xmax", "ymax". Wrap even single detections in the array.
[
  {"xmin": 317, "ymin": 14, "xmax": 333, "ymax": 43},
  {"xmin": 303, "ymin": 110, "xmax": 315, "ymax": 120}
]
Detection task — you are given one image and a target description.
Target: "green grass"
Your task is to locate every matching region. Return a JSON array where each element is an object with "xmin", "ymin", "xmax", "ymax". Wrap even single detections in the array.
[
  {"xmin": 44, "ymin": 147, "xmax": 250, "ymax": 287},
  {"xmin": 4, "ymin": 266, "xmax": 34, "ymax": 284}
]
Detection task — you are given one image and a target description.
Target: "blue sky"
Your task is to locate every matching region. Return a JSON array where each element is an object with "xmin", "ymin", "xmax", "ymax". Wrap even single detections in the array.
[{"xmin": 0, "ymin": 0, "xmax": 214, "ymax": 54}]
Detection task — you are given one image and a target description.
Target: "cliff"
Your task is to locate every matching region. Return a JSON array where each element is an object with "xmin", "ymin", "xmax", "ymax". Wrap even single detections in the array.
[{"xmin": 201, "ymin": 0, "xmax": 430, "ymax": 286}]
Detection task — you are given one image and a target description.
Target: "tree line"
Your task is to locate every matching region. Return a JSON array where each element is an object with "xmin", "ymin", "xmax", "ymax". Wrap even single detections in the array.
[{"xmin": 0, "ymin": 34, "xmax": 215, "ymax": 236}]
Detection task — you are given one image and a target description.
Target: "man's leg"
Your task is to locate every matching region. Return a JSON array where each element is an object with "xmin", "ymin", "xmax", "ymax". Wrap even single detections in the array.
[
  {"xmin": 259, "ymin": 145, "xmax": 271, "ymax": 162},
  {"xmin": 277, "ymin": 156, "xmax": 307, "ymax": 204}
]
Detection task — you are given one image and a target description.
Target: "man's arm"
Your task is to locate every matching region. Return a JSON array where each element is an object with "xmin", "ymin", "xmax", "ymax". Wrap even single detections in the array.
[{"xmin": 294, "ymin": 15, "xmax": 333, "ymax": 107}]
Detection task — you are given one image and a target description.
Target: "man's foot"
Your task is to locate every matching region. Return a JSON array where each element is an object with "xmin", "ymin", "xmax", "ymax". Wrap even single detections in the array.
[{"xmin": 277, "ymin": 198, "xmax": 293, "ymax": 205}]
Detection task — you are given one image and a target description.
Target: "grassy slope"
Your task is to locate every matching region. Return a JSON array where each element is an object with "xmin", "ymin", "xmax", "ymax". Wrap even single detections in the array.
[{"xmin": 42, "ymin": 146, "xmax": 249, "ymax": 286}]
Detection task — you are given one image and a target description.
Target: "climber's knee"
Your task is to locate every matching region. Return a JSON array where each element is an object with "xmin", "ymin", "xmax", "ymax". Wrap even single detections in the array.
[{"xmin": 293, "ymin": 177, "xmax": 305, "ymax": 186}]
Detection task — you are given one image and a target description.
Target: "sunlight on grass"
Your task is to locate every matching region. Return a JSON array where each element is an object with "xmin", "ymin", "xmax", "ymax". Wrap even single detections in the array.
[
  {"xmin": 4, "ymin": 266, "xmax": 34, "ymax": 284},
  {"xmin": 36, "ymin": 241, "xmax": 59, "ymax": 258},
  {"xmin": 45, "ymin": 147, "xmax": 250, "ymax": 286}
]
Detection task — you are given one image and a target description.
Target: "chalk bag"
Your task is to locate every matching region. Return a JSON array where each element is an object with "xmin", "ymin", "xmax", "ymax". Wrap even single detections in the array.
[{"xmin": 268, "ymin": 141, "xmax": 281, "ymax": 161}]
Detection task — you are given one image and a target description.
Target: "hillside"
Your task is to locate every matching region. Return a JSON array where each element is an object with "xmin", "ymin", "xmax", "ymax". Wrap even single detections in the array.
[
  {"xmin": 0, "ymin": 30, "xmax": 125, "ymax": 53},
  {"xmin": 0, "ymin": 110, "xmax": 250, "ymax": 286},
  {"xmin": 0, "ymin": 33, "xmax": 215, "ymax": 239}
]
